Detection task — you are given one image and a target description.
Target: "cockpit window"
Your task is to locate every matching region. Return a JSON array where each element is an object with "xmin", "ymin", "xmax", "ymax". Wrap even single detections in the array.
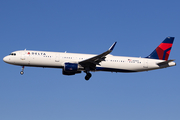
[{"xmin": 9, "ymin": 53, "xmax": 16, "ymax": 56}]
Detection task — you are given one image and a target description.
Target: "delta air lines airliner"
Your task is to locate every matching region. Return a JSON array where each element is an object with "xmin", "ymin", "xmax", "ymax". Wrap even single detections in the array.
[{"xmin": 3, "ymin": 37, "xmax": 176, "ymax": 80}]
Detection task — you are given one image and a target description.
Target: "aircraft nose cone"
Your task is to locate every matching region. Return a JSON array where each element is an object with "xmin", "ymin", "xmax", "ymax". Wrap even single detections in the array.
[{"xmin": 3, "ymin": 56, "xmax": 8, "ymax": 63}]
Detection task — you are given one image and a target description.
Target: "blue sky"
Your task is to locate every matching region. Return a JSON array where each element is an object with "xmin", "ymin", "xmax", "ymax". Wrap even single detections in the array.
[{"xmin": 0, "ymin": 0, "xmax": 180, "ymax": 120}]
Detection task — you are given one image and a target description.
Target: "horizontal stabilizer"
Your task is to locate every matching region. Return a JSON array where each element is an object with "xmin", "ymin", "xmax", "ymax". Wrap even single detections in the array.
[{"xmin": 157, "ymin": 59, "xmax": 175, "ymax": 66}]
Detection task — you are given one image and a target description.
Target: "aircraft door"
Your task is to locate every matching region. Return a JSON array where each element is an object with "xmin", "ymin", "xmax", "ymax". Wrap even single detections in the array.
[
  {"xmin": 143, "ymin": 59, "xmax": 148, "ymax": 68},
  {"xmin": 20, "ymin": 51, "xmax": 26, "ymax": 60},
  {"xmin": 55, "ymin": 54, "xmax": 60, "ymax": 62}
]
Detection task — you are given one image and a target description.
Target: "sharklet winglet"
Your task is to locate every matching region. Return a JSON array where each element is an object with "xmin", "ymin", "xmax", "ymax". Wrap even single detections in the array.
[{"xmin": 109, "ymin": 42, "xmax": 117, "ymax": 51}]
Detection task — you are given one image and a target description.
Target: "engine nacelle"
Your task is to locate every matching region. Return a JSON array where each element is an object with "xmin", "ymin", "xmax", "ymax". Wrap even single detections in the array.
[
  {"xmin": 62, "ymin": 70, "xmax": 81, "ymax": 75},
  {"xmin": 64, "ymin": 63, "xmax": 78, "ymax": 71},
  {"xmin": 63, "ymin": 63, "xmax": 81, "ymax": 75}
]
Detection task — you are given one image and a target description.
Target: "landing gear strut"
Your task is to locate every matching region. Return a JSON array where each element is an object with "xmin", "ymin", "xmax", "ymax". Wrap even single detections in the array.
[
  {"xmin": 20, "ymin": 66, "xmax": 24, "ymax": 75},
  {"xmin": 85, "ymin": 72, "xmax": 92, "ymax": 80}
]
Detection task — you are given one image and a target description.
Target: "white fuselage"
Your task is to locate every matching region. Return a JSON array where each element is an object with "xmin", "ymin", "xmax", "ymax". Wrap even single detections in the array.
[{"xmin": 3, "ymin": 50, "xmax": 176, "ymax": 73}]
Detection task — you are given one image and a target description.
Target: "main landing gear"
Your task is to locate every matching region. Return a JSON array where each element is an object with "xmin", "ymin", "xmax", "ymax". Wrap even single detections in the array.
[
  {"xmin": 20, "ymin": 66, "xmax": 24, "ymax": 75},
  {"xmin": 85, "ymin": 72, "xmax": 92, "ymax": 81}
]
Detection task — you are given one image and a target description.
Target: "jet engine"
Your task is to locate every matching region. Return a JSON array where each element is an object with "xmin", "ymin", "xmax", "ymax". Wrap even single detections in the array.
[{"xmin": 62, "ymin": 63, "xmax": 81, "ymax": 75}]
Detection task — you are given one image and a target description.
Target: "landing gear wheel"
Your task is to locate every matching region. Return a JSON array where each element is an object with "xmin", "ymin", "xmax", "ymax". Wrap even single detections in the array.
[
  {"xmin": 20, "ymin": 71, "xmax": 24, "ymax": 75},
  {"xmin": 20, "ymin": 66, "xmax": 24, "ymax": 75},
  {"xmin": 85, "ymin": 73, "xmax": 92, "ymax": 80}
]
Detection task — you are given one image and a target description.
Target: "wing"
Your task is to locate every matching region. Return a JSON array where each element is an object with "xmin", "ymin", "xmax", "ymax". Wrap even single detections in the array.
[{"xmin": 79, "ymin": 42, "xmax": 117, "ymax": 70}]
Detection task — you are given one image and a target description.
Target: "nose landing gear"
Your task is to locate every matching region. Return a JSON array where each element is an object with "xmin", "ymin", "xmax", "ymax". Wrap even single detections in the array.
[{"xmin": 20, "ymin": 66, "xmax": 24, "ymax": 75}]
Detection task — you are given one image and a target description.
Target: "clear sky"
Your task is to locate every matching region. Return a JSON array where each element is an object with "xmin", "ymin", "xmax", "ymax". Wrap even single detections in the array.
[{"xmin": 0, "ymin": 0, "xmax": 180, "ymax": 120}]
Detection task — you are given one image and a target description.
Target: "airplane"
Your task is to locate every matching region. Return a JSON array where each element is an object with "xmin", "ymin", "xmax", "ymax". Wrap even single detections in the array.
[{"xmin": 3, "ymin": 37, "xmax": 176, "ymax": 80}]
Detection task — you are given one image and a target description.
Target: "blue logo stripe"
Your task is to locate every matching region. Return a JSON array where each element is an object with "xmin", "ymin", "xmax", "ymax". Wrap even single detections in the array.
[{"xmin": 163, "ymin": 47, "xmax": 171, "ymax": 60}]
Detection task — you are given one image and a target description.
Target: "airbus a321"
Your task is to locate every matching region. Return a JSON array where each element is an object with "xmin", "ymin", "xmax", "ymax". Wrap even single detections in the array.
[{"xmin": 3, "ymin": 37, "xmax": 176, "ymax": 80}]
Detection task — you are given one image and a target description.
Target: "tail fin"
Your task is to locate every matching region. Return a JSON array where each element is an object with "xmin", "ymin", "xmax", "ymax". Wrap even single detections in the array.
[{"xmin": 146, "ymin": 37, "xmax": 174, "ymax": 60}]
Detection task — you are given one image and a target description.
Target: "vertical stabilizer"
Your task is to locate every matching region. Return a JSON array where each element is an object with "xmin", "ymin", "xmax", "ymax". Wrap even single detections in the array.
[{"xmin": 146, "ymin": 37, "xmax": 174, "ymax": 60}]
